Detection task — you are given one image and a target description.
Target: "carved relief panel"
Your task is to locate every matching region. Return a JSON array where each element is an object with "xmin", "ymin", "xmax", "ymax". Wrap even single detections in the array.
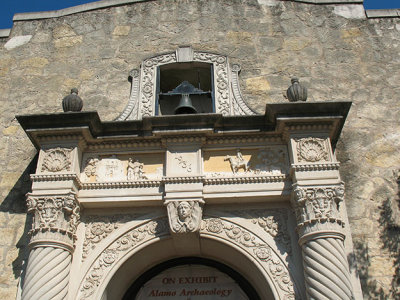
[
  {"xmin": 203, "ymin": 146, "xmax": 289, "ymax": 177},
  {"xmin": 81, "ymin": 153, "xmax": 164, "ymax": 182},
  {"xmin": 166, "ymin": 146, "xmax": 202, "ymax": 176},
  {"xmin": 39, "ymin": 147, "xmax": 73, "ymax": 174},
  {"xmin": 290, "ymin": 137, "xmax": 333, "ymax": 164}
]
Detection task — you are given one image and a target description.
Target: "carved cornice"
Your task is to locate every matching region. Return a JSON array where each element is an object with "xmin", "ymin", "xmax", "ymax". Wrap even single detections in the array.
[
  {"xmin": 291, "ymin": 162, "xmax": 340, "ymax": 172},
  {"xmin": 205, "ymin": 135, "xmax": 282, "ymax": 145},
  {"xmin": 26, "ymin": 192, "xmax": 80, "ymax": 248},
  {"xmin": 31, "ymin": 173, "xmax": 82, "ymax": 186},
  {"xmin": 86, "ymin": 140, "xmax": 162, "ymax": 151},
  {"xmin": 162, "ymin": 176, "xmax": 204, "ymax": 184},
  {"xmin": 204, "ymin": 175, "xmax": 287, "ymax": 185},
  {"xmin": 81, "ymin": 180, "xmax": 161, "ymax": 190}
]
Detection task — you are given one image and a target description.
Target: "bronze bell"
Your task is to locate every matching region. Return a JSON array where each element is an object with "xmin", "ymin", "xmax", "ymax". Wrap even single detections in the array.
[{"xmin": 174, "ymin": 93, "xmax": 197, "ymax": 114}]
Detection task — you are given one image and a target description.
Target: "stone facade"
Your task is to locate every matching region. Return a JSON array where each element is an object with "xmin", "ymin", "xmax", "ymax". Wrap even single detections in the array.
[{"xmin": 0, "ymin": 0, "xmax": 399, "ymax": 299}]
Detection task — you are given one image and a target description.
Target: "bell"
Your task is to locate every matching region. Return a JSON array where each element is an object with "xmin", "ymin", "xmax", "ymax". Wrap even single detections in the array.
[{"xmin": 174, "ymin": 93, "xmax": 197, "ymax": 114}]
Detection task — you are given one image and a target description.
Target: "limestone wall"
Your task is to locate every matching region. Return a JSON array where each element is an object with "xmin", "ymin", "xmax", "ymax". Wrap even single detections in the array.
[{"xmin": 0, "ymin": 0, "xmax": 399, "ymax": 298}]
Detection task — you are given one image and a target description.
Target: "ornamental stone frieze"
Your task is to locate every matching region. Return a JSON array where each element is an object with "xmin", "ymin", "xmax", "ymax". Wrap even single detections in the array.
[
  {"xmin": 296, "ymin": 137, "xmax": 329, "ymax": 163},
  {"xmin": 26, "ymin": 192, "xmax": 80, "ymax": 249}
]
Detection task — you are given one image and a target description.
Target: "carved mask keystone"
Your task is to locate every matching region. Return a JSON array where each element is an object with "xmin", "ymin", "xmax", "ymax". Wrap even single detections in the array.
[{"xmin": 165, "ymin": 200, "xmax": 204, "ymax": 234}]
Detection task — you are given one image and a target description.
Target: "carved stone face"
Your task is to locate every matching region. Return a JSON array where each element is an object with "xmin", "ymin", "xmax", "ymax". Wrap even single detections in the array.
[{"xmin": 177, "ymin": 202, "xmax": 192, "ymax": 220}]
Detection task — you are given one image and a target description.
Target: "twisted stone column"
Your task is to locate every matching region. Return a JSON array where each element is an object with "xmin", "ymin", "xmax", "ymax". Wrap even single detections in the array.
[
  {"xmin": 292, "ymin": 184, "xmax": 354, "ymax": 300},
  {"xmin": 22, "ymin": 193, "xmax": 80, "ymax": 300}
]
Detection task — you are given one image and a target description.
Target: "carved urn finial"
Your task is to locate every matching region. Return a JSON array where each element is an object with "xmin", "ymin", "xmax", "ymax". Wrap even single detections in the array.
[
  {"xmin": 62, "ymin": 88, "xmax": 83, "ymax": 112},
  {"xmin": 286, "ymin": 77, "xmax": 307, "ymax": 102}
]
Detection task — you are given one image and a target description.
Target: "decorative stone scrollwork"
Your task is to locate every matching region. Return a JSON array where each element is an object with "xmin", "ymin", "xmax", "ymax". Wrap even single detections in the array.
[
  {"xmin": 82, "ymin": 214, "xmax": 137, "ymax": 261},
  {"xmin": 165, "ymin": 200, "xmax": 204, "ymax": 233},
  {"xmin": 26, "ymin": 192, "xmax": 80, "ymax": 246},
  {"xmin": 79, "ymin": 219, "xmax": 169, "ymax": 299},
  {"xmin": 296, "ymin": 137, "xmax": 329, "ymax": 163},
  {"xmin": 193, "ymin": 52, "xmax": 230, "ymax": 115},
  {"xmin": 140, "ymin": 53, "xmax": 177, "ymax": 117},
  {"xmin": 230, "ymin": 209, "xmax": 292, "ymax": 254},
  {"xmin": 41, "ymin": 147, "xmax": 72, "ymax": 172},
  {"xmin": 202, "ymin": 218, "xmax": 296, "ymax": 299}
]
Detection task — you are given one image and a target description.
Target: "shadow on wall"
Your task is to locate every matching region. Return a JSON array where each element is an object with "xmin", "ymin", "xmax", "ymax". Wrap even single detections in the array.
[
  {"xmin": 348, "ymin": 173, "xmax": 400, "ymax": 299},
  {"xmin": 0, "ymin": 155, "xmax": 37, "ymax": 282}
]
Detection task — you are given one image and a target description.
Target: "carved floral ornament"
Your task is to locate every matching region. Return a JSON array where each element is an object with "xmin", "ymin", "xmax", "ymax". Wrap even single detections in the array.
[
  {"xmin": 296, "ymin": 137, "xmax": 329, "ymax": 163},
  {"xmin": 41, "ymin": 147, "xmax": 72, "ymax": 172},
  {"xmin": 291, "ymin": 184, "xmax": 345, "ymax": 228},
  {"xmin": 26, "ymin": 192, "xmax": 80, "ymax": 242}
]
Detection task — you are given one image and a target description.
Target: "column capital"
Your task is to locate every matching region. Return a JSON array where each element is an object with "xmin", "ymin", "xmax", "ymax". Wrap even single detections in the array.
[
  {"xmin": 291, "ymin": 183, "xmax": 345, "ymax": 245},
  {"xmin": 26, "ymin": 192, "xmax": 80, "ymax": 252}
]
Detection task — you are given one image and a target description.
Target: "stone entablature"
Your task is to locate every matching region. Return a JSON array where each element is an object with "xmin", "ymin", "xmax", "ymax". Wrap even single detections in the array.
[{"xmin": 16, "ymin": 101, "xmax": 363, "ymax": 300}]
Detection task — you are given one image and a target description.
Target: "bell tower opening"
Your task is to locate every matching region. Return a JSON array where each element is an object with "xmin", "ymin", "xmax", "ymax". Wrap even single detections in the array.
[{"xmin": 156, "ymin": 62, "xmax": 214, "ymax": 115}]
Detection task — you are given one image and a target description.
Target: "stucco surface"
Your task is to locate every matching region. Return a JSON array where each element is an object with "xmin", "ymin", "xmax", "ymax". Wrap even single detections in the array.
[{"xmin": 0, "ymin": 0, "xmax": 399, "ymax": 298}]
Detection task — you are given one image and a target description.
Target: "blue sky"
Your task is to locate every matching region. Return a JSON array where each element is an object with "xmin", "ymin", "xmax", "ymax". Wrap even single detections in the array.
[{"xmin": 0, "ymin": 0, "xmax": 399, "ymax": 30}]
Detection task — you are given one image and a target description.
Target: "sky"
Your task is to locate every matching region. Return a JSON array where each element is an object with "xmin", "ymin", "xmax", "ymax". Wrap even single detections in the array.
[{"xmin": 0, "ymin": 0, "xmax": 399, "ymax": 30}]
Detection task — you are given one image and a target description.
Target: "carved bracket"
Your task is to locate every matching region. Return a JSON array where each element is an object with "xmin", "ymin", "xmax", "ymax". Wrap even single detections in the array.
[{"xmin": 165, "ymin": 199, "xmax": 204, "ymax": 234}]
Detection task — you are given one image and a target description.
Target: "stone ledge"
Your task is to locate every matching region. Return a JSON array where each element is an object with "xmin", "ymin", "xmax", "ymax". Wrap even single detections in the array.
[
  {"xmin": 12, "ymin": 0, "xmax": 152, "ymax": 21},
  {"xmin": 0, "ymin": 29, "xmax": 11, "ymax": 38},
  {"xmin": 292, "ymin": 0, "xmax": 363, "ymax": 3},
  {"xmin": 366, "ymin": 9, "xmax": 400, "ymax": 18}
]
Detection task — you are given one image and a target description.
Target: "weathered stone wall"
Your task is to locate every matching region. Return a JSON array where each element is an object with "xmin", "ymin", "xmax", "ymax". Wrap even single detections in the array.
[{"xmin": 0, "ymin": 0, "xmax": 399, "ymax": 298}]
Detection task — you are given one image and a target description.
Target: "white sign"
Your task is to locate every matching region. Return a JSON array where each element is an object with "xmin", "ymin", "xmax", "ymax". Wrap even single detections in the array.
[{"xmin": 135, "ymin": 265, "xmax": 249, "ymax": 299}]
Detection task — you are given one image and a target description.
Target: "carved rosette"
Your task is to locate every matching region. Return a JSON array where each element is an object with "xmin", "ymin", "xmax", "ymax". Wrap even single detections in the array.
[
  {"xmin": 165, "ymin": 200, "xmax": 204, "ymax": 233},
  {"xmin": 41, "ymin": 147, "xmax": 72, "ymax": 172},
  {"xmin": 296, "ymin": 137, "xmax": 329, "ymax": 163},
  {"xmin": 291, "ymin": 184, "xmax": 345, "ymax": 241},
  {"xmin": 26, "ymin": 192, "xmax": 80, "ymax": 249}
]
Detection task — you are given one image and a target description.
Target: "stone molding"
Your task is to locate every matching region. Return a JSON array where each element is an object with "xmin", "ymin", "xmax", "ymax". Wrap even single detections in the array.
[
  {"xmin": 291, "ymin": 162, "xmax": 340, "ymax": 172},
  {"xmin": 26, "ymin": 192, "xmax": 80, "ymax": 250}
]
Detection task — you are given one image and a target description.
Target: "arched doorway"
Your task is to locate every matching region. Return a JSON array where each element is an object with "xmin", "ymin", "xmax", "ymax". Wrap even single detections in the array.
[{"xmin": 123, "ymin": 257, "xmax": 260, "ymax": 300}]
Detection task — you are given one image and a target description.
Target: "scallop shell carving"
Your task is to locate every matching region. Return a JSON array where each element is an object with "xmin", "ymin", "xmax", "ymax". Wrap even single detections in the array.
[
  {"xmin": 41, "ymin": 148, "xmax": 72, "ymax": 172},
  {"xmin": 297, "ymin": 138, "xmax": 328, "ymax": 162}
]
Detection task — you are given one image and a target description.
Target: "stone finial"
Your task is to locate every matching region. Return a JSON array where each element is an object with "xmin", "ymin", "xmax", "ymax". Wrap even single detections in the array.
[
  {"xmin": 62, "ymin": 88, "xmax": 83, "ymax": 112},
  {"xmin": 286, "ymin": 77, "xmax": 307, "ymax": 102}
]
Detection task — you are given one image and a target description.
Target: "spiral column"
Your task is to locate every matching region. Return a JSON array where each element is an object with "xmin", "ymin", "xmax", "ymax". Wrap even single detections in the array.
[
  {"xmin": 21, "ymin": 193, "xmax": 80, "ymax": 300},
  {"xmin": 292, "ymin": 185, "xmax": 353, "ymax": 300}
]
